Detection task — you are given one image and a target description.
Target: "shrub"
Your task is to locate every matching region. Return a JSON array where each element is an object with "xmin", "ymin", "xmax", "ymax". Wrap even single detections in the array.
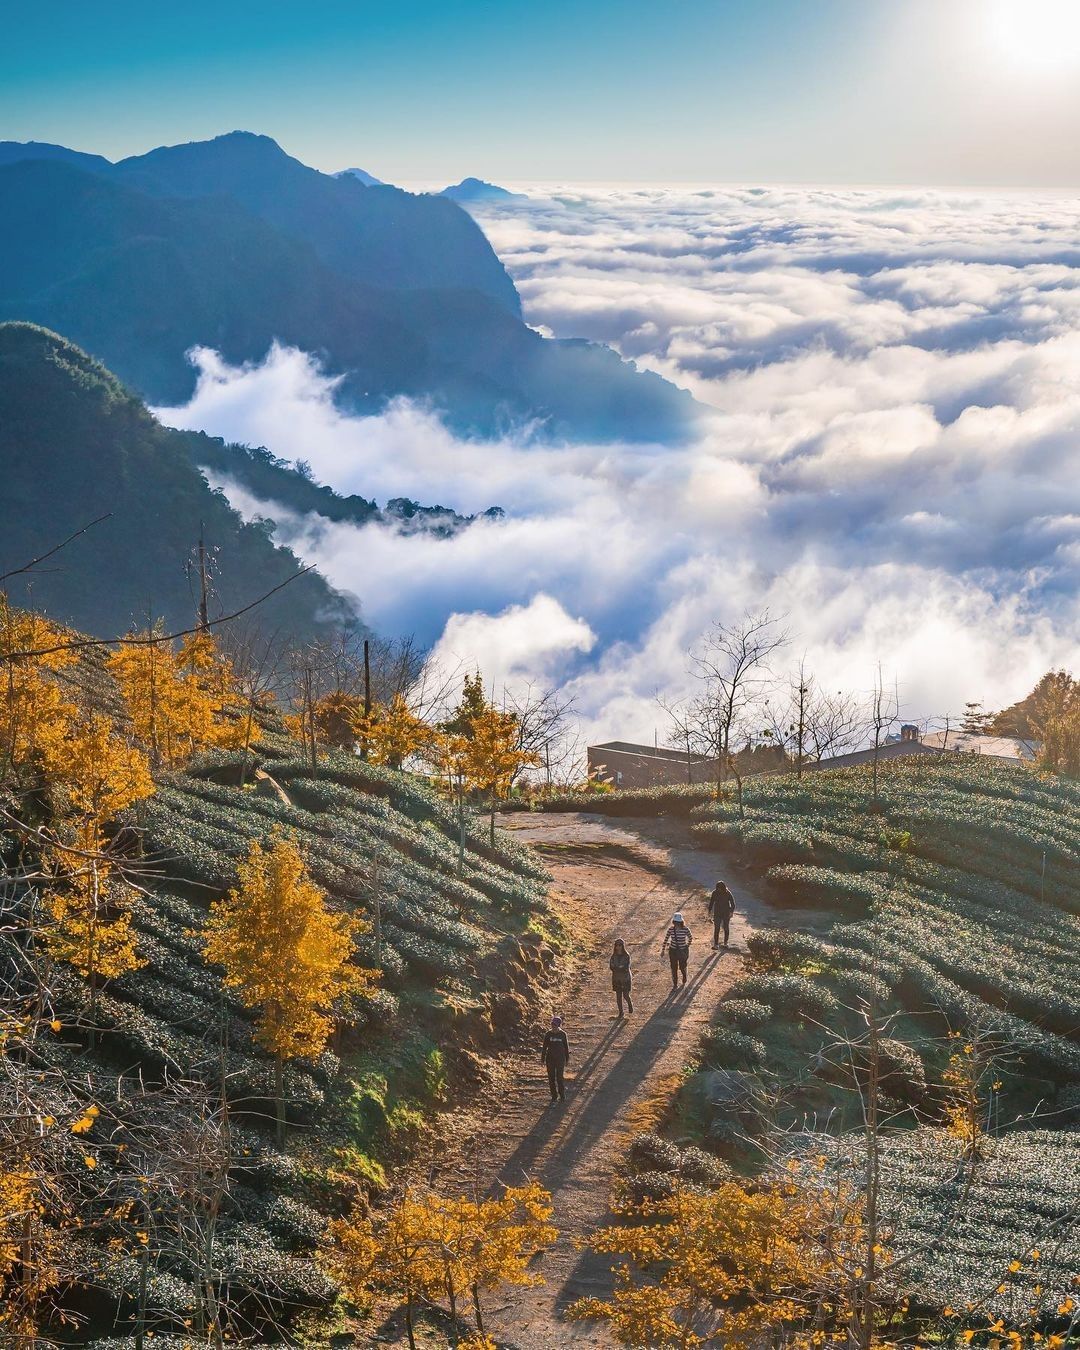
[
  {"xmin": 618, "ymin": 1169, "xmax": 678, "ymax": 1203},
  {"xmin": 676, "ymin": 1145, "xmax": 732, "ymax": 1188},
  {"xmin": 730, "ymin": 973, "xmax": 841, "ymax": 1025},
  {"xmin": 701, "ymin": 1026, "xmax": 768, "ymax": 1070},
  {"xmin": 744, "ymin": 928, "xmax": 827, "ymax": 972},
  {"xmin": 628, "ymin": 1131, "xmax": 682, "ymax": 1174},
  {"xmin": 715, "ymin": 998, "xmax": 773, "ymax": 1030}
]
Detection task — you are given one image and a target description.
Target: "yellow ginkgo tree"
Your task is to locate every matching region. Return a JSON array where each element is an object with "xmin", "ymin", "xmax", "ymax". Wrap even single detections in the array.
[
  {"xmin": 324, "ymin": 1181, "xmax": 555, "ymax": 1350},
  {"xmin": 0, "ymin": 596, "xmax": 76, "ymax": 781},
  {"xmin": 350, "ymin": 693, "xmax": 435, "ymax": 770},
  {"xmin": 41, "ymin": 715, "xmax": 155, "ymax": 1034},
  {"xmin": 108, "ymin": 627, "xmax": 244, "ymax": 768},
  {"xmin": 203, "ymin": 831, "xmax": 377, "ymax": 1145}
]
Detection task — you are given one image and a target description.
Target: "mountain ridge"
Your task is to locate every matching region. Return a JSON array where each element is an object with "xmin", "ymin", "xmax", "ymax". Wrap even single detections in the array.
[{"xmin": 0, "ymin": 133, "xmax": 695, "ymax": 441}]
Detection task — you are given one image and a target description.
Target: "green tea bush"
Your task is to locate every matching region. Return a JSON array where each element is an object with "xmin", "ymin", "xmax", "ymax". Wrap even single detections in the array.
[
  {"xmin": 715, "ymin": 998, "xmax": 773, "ymax": 1030},
  {"xmin": 744, "ymin": 928, "xmax": 828, "ymax": 972},
  {"xmin": 730, "ymin": 973, "xmax": 841, "ymax": 1025},
  {"xmin": 700, "ymin": 1025, "xmax": 768, "ymax": 1070}
]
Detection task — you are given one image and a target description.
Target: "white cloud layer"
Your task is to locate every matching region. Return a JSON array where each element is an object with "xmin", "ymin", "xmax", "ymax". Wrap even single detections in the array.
[{"xmin": 157, "ymin": 185, "xmax": 1080, "ymax": 744}]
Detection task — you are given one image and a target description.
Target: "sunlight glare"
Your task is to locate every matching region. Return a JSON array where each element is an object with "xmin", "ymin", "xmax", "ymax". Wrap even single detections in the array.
[{"xmin": 987, "ymin": 0, "xmax": 1080, "ymax": 73}]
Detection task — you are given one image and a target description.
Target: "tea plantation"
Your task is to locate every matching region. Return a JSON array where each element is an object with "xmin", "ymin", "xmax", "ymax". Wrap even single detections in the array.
[
  {"xmin": 680, "ymin": 756, "xmax": 1079, "ymax": 1321},
  {"xmin": 10, "ymin": 654, "xmax": 560, "ymax": 1345}
]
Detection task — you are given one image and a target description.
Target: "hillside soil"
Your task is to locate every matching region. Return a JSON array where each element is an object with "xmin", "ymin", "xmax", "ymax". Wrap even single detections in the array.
[{"xmin": 426, "ymin": 811, "xmax": 772, "ymax": 1349}]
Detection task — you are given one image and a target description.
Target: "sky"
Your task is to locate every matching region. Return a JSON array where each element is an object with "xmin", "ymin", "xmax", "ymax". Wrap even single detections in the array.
[{"xmin": 5, "ymin": 0, "xmax": 1080, "ymax": 186}]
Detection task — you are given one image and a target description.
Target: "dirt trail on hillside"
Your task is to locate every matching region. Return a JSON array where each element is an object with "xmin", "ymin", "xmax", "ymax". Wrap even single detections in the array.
[{"xmin": 441, "ymin": 812, "xmax": 771, "ymax": 1350}]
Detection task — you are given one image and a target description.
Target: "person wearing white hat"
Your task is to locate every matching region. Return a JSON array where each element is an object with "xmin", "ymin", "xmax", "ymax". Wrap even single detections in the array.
[{"xmin": 660, "ymin": 912, "xmax": 693, "ymax": 989}]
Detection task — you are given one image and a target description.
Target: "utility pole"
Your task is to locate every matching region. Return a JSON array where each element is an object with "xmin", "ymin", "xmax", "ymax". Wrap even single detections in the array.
[
  {"xmin": 361, "ymin": 638, "xmax": 371, "ymax": 760},
  {"xmin": 196, "ymin": 523, "xmax": 210, "ymax": 632}
]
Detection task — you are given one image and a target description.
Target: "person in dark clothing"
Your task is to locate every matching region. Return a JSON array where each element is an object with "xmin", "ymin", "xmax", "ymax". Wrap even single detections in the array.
[
  {"xmin": 708, "ymin": 880, "xmax": 736, "ymax": 948},
  {"xmin": 609, "ymin": 939, "xmax": 633, "ymax": 1017},
  {"xmin": 660, "ymin": 912, "xmax": 692, "ymax": 989},
  {"xmin": 541, "ymin": 1015, "xmax": 570, "ymax": 1102}
]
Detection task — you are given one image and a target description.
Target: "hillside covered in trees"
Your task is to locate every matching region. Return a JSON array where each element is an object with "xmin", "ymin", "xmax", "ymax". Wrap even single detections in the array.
[
  {"xmin": 0, "ymin": 603, "xmax": 564, "ymax": 1345},
  {"xmin": 0, "ymin": 323, "xmax": 497, "ymax": 644}
]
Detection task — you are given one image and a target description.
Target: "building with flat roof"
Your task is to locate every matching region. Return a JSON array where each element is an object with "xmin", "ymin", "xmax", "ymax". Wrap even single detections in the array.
[
  {"xmin": 587, "ymin": 740, "xmax": 721, "ymax": 788},
  {"xmin": 587, "ymin": 723, "xmax": 1038, "ymax": 788}
]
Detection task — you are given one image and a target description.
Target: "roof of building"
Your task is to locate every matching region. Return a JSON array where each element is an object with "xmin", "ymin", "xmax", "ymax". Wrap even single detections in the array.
[
  {"xmin": 920, "ymin": 731, "xmax": 1038, "ymax": 761},
  {"xmin": 588, "ymin": 740, "xmax": 718, "ymax": 765},
  {"xmin": 810, "ymin": 740, "xmax": 939, "ymax": 771}
]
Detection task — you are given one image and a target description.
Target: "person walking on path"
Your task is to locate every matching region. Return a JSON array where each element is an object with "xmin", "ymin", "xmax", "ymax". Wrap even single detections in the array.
[
  {"xmin": 708, "ymin": 880, "xmax": 736, "ymax": 949},
  {"xmin": 541, "ymin": 1015, "xmax": 571, "ymax": 1103},
  {"xmin": 661, "ymin": 912, "xmax": 692, "ymax": 989},
  {"xmin": 609, "ymin": 939, "xmax": 634, "ymax": 1017}
]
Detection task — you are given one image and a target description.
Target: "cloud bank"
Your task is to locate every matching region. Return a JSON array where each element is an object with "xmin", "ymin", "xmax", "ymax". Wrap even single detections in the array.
[{"xmin": 157, "ymin": 185, "xmax": 1080, "ymax": 743}]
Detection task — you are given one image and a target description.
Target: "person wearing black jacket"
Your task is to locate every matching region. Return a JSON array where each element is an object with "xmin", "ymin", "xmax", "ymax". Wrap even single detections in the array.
[
  {"xmin": 609, "ymin": 938, "xmax": 633, "ymax": 1017},
  {"xmin": 541, "ymin": 1015, "xmax": 570, "ymax": 1102},
  {"xmin": 708, "ymin": 880, "xmax": 736, "ymax": 948}
]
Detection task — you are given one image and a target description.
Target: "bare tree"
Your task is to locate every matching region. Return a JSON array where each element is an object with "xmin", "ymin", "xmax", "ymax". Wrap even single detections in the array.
[
  {"xmin": 666, "ymin": 610, "xmax": 788, "ymax": 789},
  {"xmin": 501, "ymin": 682, "xmax": 579, "ymax": 790},
  {"xmin": 763, "ymin": 661, "xmax": 863, "ymax": 773},
  {"xmin": 867, "ymin": 666, "xmax": 900, "ymax": 804},
  {"xmin": 218, "ymin": 622, "xmax": 289, "ymax": 785}
]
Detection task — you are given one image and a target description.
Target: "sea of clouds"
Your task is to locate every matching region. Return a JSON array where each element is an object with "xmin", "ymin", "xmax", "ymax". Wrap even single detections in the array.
[{"xmin": 157, "ymin": 185, "xmax": 1080, "ymax": 745}]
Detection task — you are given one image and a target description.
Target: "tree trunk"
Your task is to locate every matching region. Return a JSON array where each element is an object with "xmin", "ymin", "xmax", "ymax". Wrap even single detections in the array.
[
  {"xmin": 472, "ymin": 1284, "xmax": 485, "ymax": 1337},
  {"xmin": 404, "ymin": 1292, "xmax": 417, "ymax": 1350},
  {"xmin": 447, "ymin": 1277, "xmax": 458, "ymax": 1342},
  {"xmin": 457, "ymin": 787, "xmax": 466, "ymax": 876},
  {"xmin": 489, "ymin": 791, "xmax": 496, "ymax": 847},
  {"xmin": 274, "ymin": 1054, "xmax": 286, "ymax": 1148},
  {"xmin": 135, "ymin": 1238, "xmax": 148, "ymax": 1350}
]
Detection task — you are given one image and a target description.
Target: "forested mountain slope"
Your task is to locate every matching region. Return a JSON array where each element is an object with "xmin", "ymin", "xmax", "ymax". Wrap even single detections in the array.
[
  {"xmin": 0, "ymin": 323, "xmax": 354, "ymax": 641},
  {"xmin": 0, "ymin": 135, "xmax": 694, "ymax": 439}
]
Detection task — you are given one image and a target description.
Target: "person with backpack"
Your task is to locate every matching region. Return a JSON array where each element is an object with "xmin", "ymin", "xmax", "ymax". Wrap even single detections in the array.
[
  {"xmin": 540, "ymin": 1015, "xmax": 570, "ymax": 1102},
  {"xmin": 708, "ymin": 880, "xmax": 737, "ymax": 948},
  {"xmin": 609, "ymin": 938, "xmax": 633, "ymax": 1017},
  {"xmin": 660, "ymin": 912, "xmax": 692, "ymax": 989}
]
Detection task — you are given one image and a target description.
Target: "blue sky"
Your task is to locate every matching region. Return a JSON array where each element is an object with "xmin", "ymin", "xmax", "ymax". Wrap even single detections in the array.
[{"xmin": 5, "ymin": 0, "xmax": 1080, "ymax": 184}]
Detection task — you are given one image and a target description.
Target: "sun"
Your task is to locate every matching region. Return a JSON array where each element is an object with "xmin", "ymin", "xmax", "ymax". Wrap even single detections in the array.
[{"xmin": 987, "ymin": 0, "xmax": 1080, "ymax": 73}]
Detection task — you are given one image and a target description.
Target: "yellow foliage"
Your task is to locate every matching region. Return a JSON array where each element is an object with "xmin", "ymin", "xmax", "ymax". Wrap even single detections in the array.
[
  {"xmin": 351, "ymin": 694, "xmax": 435, "ymax": 769},
  {"xmin": 0, "ymin": 597, "xmax": 77, "ymax": 777},
  {"xmin": 44, "ymin": 822, "xmax": 144, "ymax": 982},
  {"xmin": 572, "ymin": 1176, "xmax": 884, "ymax": 1350},
  {"xmin": 301, "ymin": 688, "xmax": 365, "ymax": 751},
  {"xmin": 0, "ymin": 1155, "xmax": 63, "ymax": 1338},
  {"xmin": 203, "ymin": 831, "xmax": 376, "ymax": 1065},
  {"xmin": 43, "ymin": 712, "xmax": 154, "ymax": 822},
  {"xmin": 324, "ymin": 1181, "xmax": 556, "ymax": 1339},
  {"xmin": 461, "ymin": 704, "xmax": 536, "ymax": 797},
  {"xmin": 108, "ymin": 628, "xmax": 244, "ymax": 767}
]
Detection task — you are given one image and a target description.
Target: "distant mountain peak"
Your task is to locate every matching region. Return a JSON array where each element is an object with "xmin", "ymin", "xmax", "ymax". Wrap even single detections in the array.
[
  {"xmin": 335, "ymin": 167, "xmax": 385, "ymax": 187},
  {"xmin": 0, "ymin": 140, "xmax": 113, "ymax": 172},
  {"xmin": 440, "ymin": 177, "xmax": 526, "ymax": 204}
]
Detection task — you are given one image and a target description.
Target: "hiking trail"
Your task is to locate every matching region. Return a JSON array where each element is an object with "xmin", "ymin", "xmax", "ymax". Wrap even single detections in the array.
[{"xmin": 440, "ymin": 811, "xmax": 771, "ymax": 1350}]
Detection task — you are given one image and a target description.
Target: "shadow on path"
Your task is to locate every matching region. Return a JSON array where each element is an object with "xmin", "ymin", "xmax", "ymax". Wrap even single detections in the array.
[{"xmin": 493, "ymin": 949, "xmax": 724, "ymax": 1196}]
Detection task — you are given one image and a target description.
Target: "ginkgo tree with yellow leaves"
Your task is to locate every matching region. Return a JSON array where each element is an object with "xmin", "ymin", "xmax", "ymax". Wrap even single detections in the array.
[
  {"xmin": 108, "ymin": 626, "xmax": 245, "ymax": 768},
  {"xmin": 324, "ymin": 1181, "xmax": 556, "ymax": 1350},
  {"xmin": 438, "ymin": 675, "xmax": 541, "ymax": 848},
  {"xmin": 0, "ymin": 596, "xmax": 76, "ymax": 782},
  {"xmin": 40, "ymin": 713, "xmax": 155, "ymax": 1031},
  {"xmin": 203, "ymin": 830, "xmax": 378, "ymax": 1145},
  {"xmin": 571, "ymin": 1168, "xmax": 893, "ymax": 1350},
  {"xmin": 351, "ymin": 692, "xmax": 436, "ymax": 770}
]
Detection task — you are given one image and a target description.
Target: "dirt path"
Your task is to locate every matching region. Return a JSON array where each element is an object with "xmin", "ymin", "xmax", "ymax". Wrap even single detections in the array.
[{"xmin": 443, "ymin": 812, "xmax": 771, "ymax": 1349}]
